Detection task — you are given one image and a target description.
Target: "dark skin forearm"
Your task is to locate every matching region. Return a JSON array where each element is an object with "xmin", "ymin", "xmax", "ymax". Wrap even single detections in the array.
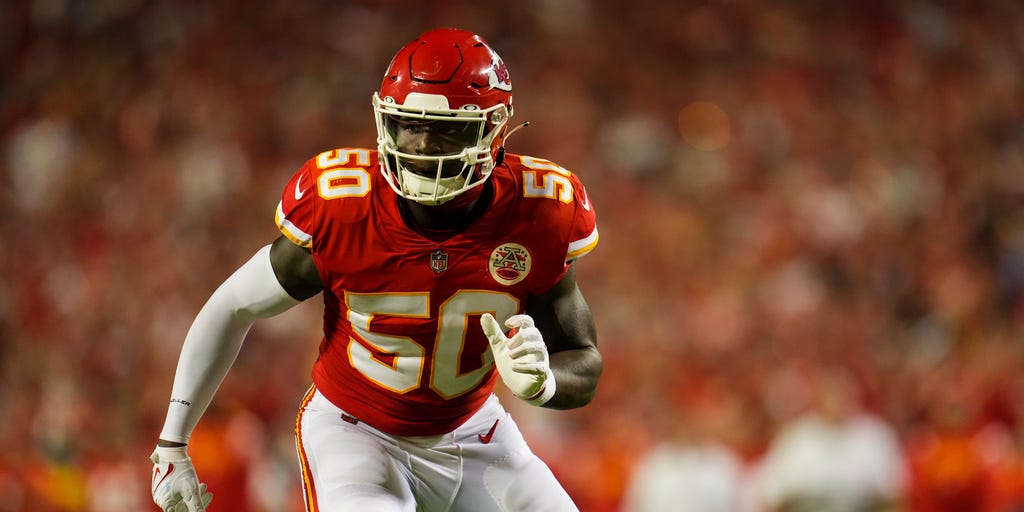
[
  {"xmin": 527, "ymin": 265, "xmax": 603, "ymax": 409},
  {"xmin": 546, "ymin": 346, "xmax": 603, "ymax": 409}
]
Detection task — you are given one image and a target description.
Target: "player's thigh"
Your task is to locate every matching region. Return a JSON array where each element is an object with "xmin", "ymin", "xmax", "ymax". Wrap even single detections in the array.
[
  {"xmin": 296, "ymin": 390, "xmax": 415, "ymax": 512},
  {"xmin": 453, "ymin": 413, "xmax": 578, "ymax": 512}
]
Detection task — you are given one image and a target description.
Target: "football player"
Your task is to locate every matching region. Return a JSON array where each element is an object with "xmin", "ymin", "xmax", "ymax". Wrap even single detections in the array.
[{"xmin": 150, "ymin": 28, "xmax": 602, "ymax": 512}]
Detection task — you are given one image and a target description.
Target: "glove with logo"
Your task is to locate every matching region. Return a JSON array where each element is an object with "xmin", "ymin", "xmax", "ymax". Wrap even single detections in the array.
[
  {"xmin": 150, "ymin": 445, "xmax": 213, "ymax": 512},
  {"xmin": 481, "ymin": 313, "xmax": 557, "ymax": 406}
]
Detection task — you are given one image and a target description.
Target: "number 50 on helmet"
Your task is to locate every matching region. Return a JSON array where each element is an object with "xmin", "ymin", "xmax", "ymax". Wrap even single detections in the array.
[{"xmin": 373, "ymin": 28, "xmax": 514, "ymax": 205}]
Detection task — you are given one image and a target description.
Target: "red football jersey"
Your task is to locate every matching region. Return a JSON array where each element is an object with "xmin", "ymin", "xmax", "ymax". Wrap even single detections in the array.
[{"xmin": 275, "ymin": 148, "xmax": 598, "ymax": 436}]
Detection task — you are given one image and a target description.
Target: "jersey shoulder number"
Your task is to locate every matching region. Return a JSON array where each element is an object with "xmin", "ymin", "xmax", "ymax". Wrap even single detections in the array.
[
  {"xmin": 276, "ymin": 148, "xmax": 376, "ymax": 248},
  {"xmin": 518, "ymin": 155, "xmax": 581, "ymax": 206},
  {"xmin": 509, "ymin": 155, "xmax": 599, "ymax": 263},
  {"xmin": 312, "ymin": 148, "xmax": 373, "ymax": 199}
]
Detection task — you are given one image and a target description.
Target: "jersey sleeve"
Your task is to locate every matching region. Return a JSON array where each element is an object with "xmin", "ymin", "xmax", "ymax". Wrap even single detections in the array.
[
  {"xmin": 275, "ymin": 160, "xmax": 317, "ymax": 249},
  {"xmin": 565, "ymin": 173, "xmax": 599, "ymax": 263}
]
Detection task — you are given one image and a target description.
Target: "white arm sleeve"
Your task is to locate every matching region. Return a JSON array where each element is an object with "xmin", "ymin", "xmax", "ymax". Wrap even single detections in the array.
[{"xmin": 159, "ymin": 245, "xmax": 301, "ymax": 443}]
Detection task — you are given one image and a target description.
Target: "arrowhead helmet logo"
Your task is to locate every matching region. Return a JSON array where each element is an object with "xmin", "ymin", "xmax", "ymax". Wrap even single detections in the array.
[{"xmin": 485, "ymin": 56, "xmax": 512, "ymax": 92}]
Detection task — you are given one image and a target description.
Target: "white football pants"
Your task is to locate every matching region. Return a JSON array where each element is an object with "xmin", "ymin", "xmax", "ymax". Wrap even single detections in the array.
[{"xmin": 295, "ymin": 387, "xmax": 578, "ymax": 512}]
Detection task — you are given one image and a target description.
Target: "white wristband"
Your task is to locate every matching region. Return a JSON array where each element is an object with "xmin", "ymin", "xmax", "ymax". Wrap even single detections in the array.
[{"xmin": 521, "ymin": 368, "xmax": 556, "ymax": 406}]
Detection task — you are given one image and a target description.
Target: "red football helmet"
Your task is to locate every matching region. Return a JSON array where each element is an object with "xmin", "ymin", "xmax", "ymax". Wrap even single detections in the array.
[{"xmin": 373, "ymin": 28, "xmax": 513, "ymax": 205}]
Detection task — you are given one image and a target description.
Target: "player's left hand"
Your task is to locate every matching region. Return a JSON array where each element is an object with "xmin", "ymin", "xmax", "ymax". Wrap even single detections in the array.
[
  {"xmin": 481, "ymin": 313, "xmax": 555, "ymax": 405},
  {"xmin": 150, "ymin": 445, "xmax": 213, "ymax": 512}
]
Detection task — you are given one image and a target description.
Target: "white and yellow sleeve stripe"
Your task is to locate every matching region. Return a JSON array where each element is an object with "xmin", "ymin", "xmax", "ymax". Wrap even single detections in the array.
[
  {"xmin": 275, "ymin": 201, "xmax": 313, "ymax": 249},
  {"xmin": 566, "ymin": 226, "xmax": 599, "ymax": 262}
]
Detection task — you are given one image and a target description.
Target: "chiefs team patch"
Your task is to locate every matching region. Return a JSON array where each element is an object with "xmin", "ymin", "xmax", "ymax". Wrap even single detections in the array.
[{"xmin": 489, "ymin": 243, "xmax": 531, "ymax": 286}]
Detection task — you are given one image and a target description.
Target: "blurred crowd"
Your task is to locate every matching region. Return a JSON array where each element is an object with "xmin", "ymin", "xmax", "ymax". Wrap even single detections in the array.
[{"xmin": 2, "ymin": 0, "xmax": 1023, "ymax": 511}]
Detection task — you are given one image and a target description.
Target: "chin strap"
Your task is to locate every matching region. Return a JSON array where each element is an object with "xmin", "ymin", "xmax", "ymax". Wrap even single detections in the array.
[{"xmin": 495, "ymin": 121, "xmax": 530, "ymax": 166}]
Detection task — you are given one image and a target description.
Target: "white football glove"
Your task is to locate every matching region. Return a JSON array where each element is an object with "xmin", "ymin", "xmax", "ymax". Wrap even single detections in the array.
[
  {"xmin": 481, "ymin": 313, "xmax": 556, "ymax": 406},
  {"xmin": 150, "ymin": 445, "xmax": 213, "ymax": 512}
]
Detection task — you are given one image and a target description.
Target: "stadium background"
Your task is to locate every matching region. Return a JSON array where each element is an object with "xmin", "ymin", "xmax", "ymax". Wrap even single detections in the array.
[{"xmin": 1, "ymin": 0, "xmax": 1023, "ymax": 510}]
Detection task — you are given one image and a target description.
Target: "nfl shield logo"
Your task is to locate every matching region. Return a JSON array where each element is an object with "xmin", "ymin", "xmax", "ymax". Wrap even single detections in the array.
[{"xmin": 430, "ymin": 250, "xmax": 449, "ymax": 273}]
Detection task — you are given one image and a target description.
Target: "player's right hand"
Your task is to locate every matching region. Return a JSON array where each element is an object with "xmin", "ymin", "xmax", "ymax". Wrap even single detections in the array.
[{"xmin": 150, "ymin": 445, "xmax": 213, "ymax": 512}]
